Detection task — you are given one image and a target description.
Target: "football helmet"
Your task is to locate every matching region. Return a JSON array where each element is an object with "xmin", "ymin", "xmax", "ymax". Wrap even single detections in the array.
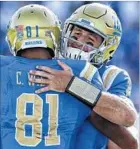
[
  {"xmin": 6, "ymin": 4, "xmax": 61, "ymax": 56},
  {"xmin": 61, "ymin": 3, "xmax": 122, "ymax": 66}
]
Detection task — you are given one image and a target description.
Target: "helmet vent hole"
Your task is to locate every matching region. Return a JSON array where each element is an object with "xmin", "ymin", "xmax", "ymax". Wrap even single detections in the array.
[
  {"xmin": 30, "ymin": 5, "xmax": 34, "ymax": 7},
  {"xmin": 44, "ymin": 12, "xmax": 47, "ymax": 17},
  {"xmin": 109, "ymin": 50, "xmax": 114, "ymax": 54},
  {"xmin": 18, "ymin": 13, "xmax": 21, "ymax": 19}
]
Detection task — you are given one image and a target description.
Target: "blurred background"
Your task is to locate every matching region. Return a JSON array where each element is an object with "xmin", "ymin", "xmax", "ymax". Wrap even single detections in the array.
[{"xmin": 0, "ymin": 1, "xmax": 139, "ymax": 112}]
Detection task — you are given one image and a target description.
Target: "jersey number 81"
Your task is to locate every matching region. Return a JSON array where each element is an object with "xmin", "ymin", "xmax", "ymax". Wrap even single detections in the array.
[{"xmin": 15, "ymin": 93, "xmax": 60, "ymax": 146}]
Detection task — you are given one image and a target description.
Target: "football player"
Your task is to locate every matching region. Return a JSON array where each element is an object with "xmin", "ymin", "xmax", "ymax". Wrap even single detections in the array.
[
  {"xmin": 1, "ymin": 4, "xmax": 108, "ymax": 149},
  {"xmin": 29, "ymin": 3, "xmax": 138, "ymax": 149}
]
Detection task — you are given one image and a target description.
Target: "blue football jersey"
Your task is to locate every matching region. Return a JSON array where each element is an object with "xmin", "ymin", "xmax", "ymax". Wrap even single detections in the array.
[
  {"xmin": 75, "ymin": 64, "xmax": 132, "ymax": 149},
  {"xmin": 75, "ymin": 120, "xmax": 108, "ymax": 149},
  {"xmin": 1, "ymin": 55, "xmax": 103, "ymax": 149},
  {"xmin": 100, "ymin": 65, "xmax": 132, "ymax": 98}
]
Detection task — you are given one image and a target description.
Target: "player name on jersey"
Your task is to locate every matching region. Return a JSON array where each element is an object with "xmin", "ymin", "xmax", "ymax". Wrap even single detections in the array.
[{"xmin": 16, "ymin": 71, "xmax": 44, "ymax": 86}]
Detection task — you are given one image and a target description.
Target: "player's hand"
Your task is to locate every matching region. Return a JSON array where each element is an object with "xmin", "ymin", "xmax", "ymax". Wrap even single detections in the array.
[{"xmin": 29, "ymin": 60, "xmax": 73, "ymax": 93}]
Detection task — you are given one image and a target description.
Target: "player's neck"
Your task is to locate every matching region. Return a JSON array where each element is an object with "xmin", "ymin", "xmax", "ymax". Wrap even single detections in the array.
[{"xmin": 20, "ymin": 48, "xmax": 52, "ymax": 59}]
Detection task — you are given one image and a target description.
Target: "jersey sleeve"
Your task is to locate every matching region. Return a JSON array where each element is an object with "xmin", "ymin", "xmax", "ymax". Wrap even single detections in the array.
[
  {"xmin": 79, "ymin": 62, "xmax": 103, "ymax": 90},
  {"xmin": 102, "ymin": 65, "xmax": 132, "ymax": 98}
]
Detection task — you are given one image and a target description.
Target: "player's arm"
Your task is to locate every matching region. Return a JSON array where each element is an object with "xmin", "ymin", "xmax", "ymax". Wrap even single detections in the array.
[
  {"xmin": 91, "ymin": 67, "xmax": 139, "ymax": 149},
  {"xmin": 90, "ymin": 111, "xmax": 138, "ymax": 149},
  {"xmin": 93, "ymin": 92, "xmax": 136, "ymax": 126},
  {"xmin": 65, "ymin": 64, "xmax": 137, "ymax": 126},
  {"xmin": 29, "ymin": 60, "xmax": 136, "ymax": 126},
  {"xmin": 29, "ymin": 61, "xmax": 138, "ymax": 148}
]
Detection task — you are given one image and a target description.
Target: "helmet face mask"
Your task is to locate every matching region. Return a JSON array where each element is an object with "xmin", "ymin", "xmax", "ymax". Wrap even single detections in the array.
[
  {"xmin": 61, "ymin": 3, "xmax": 122, "ymax": 67},
  {"xmin": 6, "ymin": 4, "xmax": 61, "ymax": 57},
  {"xmin": 61, "ymin": 24, "xmax": 105, "ymax": 65}
]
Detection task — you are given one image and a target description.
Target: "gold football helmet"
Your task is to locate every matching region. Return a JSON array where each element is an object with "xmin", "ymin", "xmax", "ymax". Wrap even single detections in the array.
[
  {"xmin": 61, "ymin": 3, "xmax": 122, "ymax": 66},
  {"xmin": 6, "ymin": 4, "xmax": 61, "ymax": 56}
]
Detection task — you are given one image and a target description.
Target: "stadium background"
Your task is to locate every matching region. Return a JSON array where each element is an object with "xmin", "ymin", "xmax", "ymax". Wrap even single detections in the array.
[{"xmin": 0, "ymin": 1, "xmax": 139, "ymax": 113}]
